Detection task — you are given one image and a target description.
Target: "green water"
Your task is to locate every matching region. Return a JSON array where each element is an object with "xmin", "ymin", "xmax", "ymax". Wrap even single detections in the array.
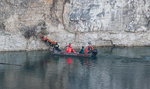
[{"xmin": 0, "ymin": 47, "xmax": 150, "ymax": 89}]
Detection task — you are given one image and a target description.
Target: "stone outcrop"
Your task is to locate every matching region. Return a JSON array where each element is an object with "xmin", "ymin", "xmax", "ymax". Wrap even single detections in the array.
[{"xmin": 0, "ymin": 0, "xmax": 150, "ymax": 51}]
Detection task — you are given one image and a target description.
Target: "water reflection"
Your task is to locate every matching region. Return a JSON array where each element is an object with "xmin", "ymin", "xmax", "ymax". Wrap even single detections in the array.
[
  {"xmin": 0, "ymin": 47, "xmax": 150, "ymax": 89},
  {"xmin": 67, "ymin": 58, "xmax": 73, "ymax": 64}
]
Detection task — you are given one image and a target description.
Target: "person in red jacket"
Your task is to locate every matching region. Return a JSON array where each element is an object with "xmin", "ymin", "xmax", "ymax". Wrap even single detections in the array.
[
  {"xmin": 66, "ymin": 43, "xmax": 72, "ymax": 48},
  {"xmin": 65, "ymin": 43, "xmax": 76, "ymax": 53},
  {"xmin": 85, "ymin": 41, "xmax": 94, "ymax": 54}
]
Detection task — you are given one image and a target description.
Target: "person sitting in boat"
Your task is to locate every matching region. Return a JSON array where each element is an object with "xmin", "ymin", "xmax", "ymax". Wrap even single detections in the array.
[
  {"xmin": 84, "ymin": 41, "xmax": 94, "ymax": 54},
  {"xmin": 66, "ymin": 43, "xmax": 72, "ymax": 48},
  {"xmin": 79, "ymin": 46, "xmax": 85, "ymax": 54},
  {"xmin": 65, "ymin": 43, "xmax": 76, "ymax": 53},
  {"xmin": 53, "ymin": 42, "xmax": 61, "ymax": 52}
]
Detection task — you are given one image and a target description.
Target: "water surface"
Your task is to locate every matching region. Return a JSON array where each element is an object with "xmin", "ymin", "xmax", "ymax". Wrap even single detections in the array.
[{"xmin": 0, "ymin": 47, "xmax": 150, "ymax": 89}]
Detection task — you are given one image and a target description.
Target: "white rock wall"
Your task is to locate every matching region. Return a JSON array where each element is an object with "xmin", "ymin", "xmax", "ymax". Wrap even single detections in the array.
[{"xmin": 0, "ymin": 0, "xmax": 150, "ymax": 51}]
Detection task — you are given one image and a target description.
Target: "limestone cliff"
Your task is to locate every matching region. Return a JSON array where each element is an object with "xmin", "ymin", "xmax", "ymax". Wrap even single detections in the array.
[{"xmin": 0, "ymin": 0, "xmax": 150, "ymax": 51}]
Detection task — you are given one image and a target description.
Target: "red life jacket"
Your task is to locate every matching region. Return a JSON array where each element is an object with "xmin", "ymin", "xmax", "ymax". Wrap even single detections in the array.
[
  {"xmin": 84, "ymin": 48, "xmax": 89, "ymax": 54},
  {"xmin": 65, "ymin": 48, "xmax": 72, "ymax": 53},
  {"xmin": 71, "ymin": 49, "xmax": 76, "ymax": 53},
  {"xmin": 65, "ymin": 48, "xmax": 76, "ymax": 53},
  {"xmin": 84, "ymin": 46, "xmax": 94, "ymax": 54},
  {"xmin": 88, "ymin": 46, "xmax": 94, "ymax": 50}
]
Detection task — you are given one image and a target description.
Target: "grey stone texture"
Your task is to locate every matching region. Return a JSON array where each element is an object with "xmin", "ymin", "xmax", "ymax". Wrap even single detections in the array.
[{"xmin": 0, "ymin": 0, "xmax": 150, "ymax": 51}]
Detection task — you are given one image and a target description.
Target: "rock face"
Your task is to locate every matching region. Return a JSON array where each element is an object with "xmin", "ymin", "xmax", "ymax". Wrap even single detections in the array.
[{"xmin": 0, "ymin": 0, "xmax": 150, "ymax": 51}]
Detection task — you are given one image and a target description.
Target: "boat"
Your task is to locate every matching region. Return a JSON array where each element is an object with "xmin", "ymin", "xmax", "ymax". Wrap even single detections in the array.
[
  {"xmin": 49, "ymin": 49, "xmax": 98, "ymax": 58},
  {"xmin": 39, "ymin": 35, "xmax": 98, "ymax": 58}
]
